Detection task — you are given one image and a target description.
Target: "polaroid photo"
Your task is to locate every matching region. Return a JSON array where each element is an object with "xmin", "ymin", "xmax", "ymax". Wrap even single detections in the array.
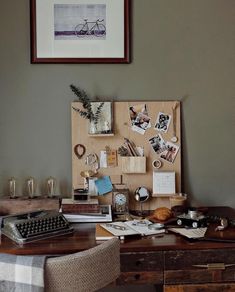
[
  {"xmin": 129, "ymin": 104, "xmax": 151, "ymax": 135},
  {"xmin": 160, "ymin": 142, "xmax": 180, "ymax": 164},
  {"xmin": 132, "ymin": 112, "xmax": 151, "ymax": 135},
  {"xmin": 149, "ymin": 134, "xmax": 166, "ymax": 154},
  {"xmin": 154, "ymin": 112, "xmax": 171, "ymax": 133},
  {"xmin": 129, "ymin": 104, "xmax": 148, "ymax": 121}
]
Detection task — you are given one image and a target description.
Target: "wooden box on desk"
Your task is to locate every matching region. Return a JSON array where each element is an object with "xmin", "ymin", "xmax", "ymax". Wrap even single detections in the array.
[{"xmin": 0, "ymin": 196, "xmax": 60, "ymax": 215}]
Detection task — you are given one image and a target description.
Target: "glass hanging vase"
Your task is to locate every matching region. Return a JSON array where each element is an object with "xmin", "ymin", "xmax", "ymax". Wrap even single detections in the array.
[{"xmin": 88, "ymin": 120, "xmax": 99, "ymax": 134}]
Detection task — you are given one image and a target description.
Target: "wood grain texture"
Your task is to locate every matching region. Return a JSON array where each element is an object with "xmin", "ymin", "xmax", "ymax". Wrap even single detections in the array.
[
  {"xmin": 164, "ymin": 249, "xmax": 235, "ymax": 284},
  {"xmin": 164, "ymin": 284, "xmax": 235, "ymax": 292},
  {"xmin": 0, "ymin": 197, "xmax": 60, "ymax": 215},
  {"xmin": 117, "ymin": 271, "xmax": 163, "ymax": 285},
  {"xmin": 1, "ymin": 207, "xmax": 235, "ymax": 290},
  {"xmin": 1, "ymin": 207, "xmax": 235, "ymax": 256},
  {"xmin": 120, "ymin": 251, "xmax": 163, "ymax": 272},
  {"xmin": 121, "ymin": 156, "xmax": 146, "ymax": 173},
  {"xmin": 71, "ymin": 101, "xmax": 181, "ymax": 210}
]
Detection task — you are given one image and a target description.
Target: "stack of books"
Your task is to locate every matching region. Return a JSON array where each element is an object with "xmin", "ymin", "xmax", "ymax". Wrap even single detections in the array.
[
  {"xmin": 61, "ymin": 199, "xmax": 112, "ymax": 223},
  {"xmin": 61, "ymin": 198, "xmax": 100, "ymax": 214}
]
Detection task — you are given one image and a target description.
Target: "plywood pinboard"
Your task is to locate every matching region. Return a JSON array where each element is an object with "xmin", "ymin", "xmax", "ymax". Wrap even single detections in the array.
[{"xmin": 71, "ymin": 101, "xmax": 181, "ymax": 210}]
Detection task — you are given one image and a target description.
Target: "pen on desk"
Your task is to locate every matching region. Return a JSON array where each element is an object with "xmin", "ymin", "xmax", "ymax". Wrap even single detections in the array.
[{"xmin": 77, "ymin": 213, "xmax": 106, "ymax": 217}]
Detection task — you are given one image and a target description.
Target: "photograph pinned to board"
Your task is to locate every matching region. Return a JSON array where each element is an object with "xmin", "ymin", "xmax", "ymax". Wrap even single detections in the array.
[
  {"xmin": 149, "ymin": 134, "xmax": 167, "ymax": 154},
  {"xmin": 129, "ymin": 104, "xmax": 151, "ymax": 135},
  {"xmin": 160, "ymin": 142, "xmax": 180, "ymax": 163},
  {"xmin": 154, "ymin": 112, "xmax": 171, "ymax": 133}
]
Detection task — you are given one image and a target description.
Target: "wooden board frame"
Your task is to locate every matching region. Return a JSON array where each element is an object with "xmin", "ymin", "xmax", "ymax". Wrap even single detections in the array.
[{"xmin": 71, "ymin": 101, "xmax": 181, "ymax": 210}]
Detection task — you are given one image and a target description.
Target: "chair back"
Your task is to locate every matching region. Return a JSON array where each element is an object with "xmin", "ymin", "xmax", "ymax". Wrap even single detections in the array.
[{"xmin": 45, "ymin": 238, "xmax": 120, "ymax": 292}]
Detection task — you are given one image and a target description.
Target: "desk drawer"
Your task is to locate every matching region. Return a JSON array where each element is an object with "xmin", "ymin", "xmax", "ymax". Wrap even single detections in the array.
[
  {"xmin": 121, "ymin": 251, "xmax": 163, "ymax": 272},
  {"xmin": 164, "ymin": 283, "xmax": 235, "ymax": 292},
  {"xmin": 164, "ymin": 249, "xmax": 235, "ymax": 285},
  {"xmin": 119, "ymin": 251, "xmax": 163, "ymax": 285},
  {"xmin": 118, "ymin": 271, "xmax": 163, "ymax": 285}
]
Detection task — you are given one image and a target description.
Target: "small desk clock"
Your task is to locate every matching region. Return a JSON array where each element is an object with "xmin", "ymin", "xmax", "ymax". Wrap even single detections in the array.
[{"xmin": 112, "ymin": 189, "xmax": 129, "ymax": 215}]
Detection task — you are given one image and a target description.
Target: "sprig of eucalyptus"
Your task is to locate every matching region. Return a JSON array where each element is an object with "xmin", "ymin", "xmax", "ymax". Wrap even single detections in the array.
[{"xmin": 70, "ymin": 84, "xmax": 104, "ymax": 125}]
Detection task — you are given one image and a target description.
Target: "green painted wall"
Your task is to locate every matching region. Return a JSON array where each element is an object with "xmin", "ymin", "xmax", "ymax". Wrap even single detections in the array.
[{"xmin": 0, "ymin": 0, "xmax": 234, "ymax": 206}]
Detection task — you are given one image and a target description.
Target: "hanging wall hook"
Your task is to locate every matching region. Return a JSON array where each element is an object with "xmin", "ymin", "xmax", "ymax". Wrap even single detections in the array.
[{"xmin": 74, "ymin": 144, "xmax": 86, "ymax": 159}]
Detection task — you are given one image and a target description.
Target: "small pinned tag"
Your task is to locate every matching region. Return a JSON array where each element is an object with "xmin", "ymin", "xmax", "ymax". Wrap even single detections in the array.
[
  {"xmin": 107, "ymin": 150, "xmax": 117, "ymax": 167},
  {"xmin": 105, "ymin": 146, "xmax": 117, "ymax": 167}
]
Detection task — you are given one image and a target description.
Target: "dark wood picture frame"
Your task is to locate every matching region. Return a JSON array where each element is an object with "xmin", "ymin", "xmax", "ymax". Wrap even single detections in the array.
[{"xmin": 30, "ymin": 0, "xmax": 131, "ymax": 64}]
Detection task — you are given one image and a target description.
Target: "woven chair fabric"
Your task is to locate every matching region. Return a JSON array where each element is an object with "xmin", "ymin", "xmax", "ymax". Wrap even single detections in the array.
[{"xmin": 45, "ymin": 238, "xmax": 120, "ymax": 292}]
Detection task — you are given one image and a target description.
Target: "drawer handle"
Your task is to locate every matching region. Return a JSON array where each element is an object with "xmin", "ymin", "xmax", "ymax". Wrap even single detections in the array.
[
  {"xmin": 192, "ymin": 263, "xmax": 235, "ymax": 270},
  {"xmin": 134, "ymin": 274, "xmax": 141, "ymax": 280},
  {"xmin": 136, "ymin": 260, "xmax": 143, "ymax": 266}
]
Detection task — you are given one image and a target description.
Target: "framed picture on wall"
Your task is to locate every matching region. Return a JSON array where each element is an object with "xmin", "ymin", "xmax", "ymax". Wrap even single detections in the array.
[{"xmin": 30, "ymin": 0, "xmax": 130, "ymax": 64}]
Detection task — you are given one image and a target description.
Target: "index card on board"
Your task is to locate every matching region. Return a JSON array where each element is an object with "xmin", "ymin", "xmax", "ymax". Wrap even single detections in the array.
[
  {"xmin": 95, "ymin": 176, "xmax": 113, "ymax": 195},
  {"xmin": 153, "ymin": 171, "xmax": 175, "ymax": 195}
]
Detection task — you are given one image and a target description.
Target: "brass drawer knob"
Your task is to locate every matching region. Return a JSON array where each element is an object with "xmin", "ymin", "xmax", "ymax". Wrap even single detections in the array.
[{"xmin": 192, "ymin": 263, "xmax": 235, "ymax": 270}]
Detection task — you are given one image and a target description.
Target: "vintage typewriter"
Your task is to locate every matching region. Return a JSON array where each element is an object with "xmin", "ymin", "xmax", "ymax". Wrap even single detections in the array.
[{"xmin": 1, "ymin": 210, "xmax": 73, "ymax": 244}]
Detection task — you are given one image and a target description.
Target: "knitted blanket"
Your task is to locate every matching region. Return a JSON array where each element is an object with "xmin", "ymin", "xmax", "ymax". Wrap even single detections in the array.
[{"xmin": 0, "ymin": 253, "xmax": 46, "ymax": 292}]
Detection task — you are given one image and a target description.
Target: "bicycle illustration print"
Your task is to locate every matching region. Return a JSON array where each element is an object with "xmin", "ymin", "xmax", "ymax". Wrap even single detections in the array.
[{"xmin": 75, "ymin": 19, "xmax": 106, "ymax": 38}]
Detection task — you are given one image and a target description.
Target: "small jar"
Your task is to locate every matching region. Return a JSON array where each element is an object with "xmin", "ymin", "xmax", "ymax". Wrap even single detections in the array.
[{"xmin": 170, "ymin": 193, "xmax": 187, "ymax": 208}]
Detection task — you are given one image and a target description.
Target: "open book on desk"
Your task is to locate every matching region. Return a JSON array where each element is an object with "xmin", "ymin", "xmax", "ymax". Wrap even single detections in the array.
[
  {"xmin": 168, "ymin": 227, "xmax": 207, "ymax": 239},
  {"xmin": 96, "ymin": 224, "xmax": 116, "ymax": 241},
  {"xmin": 100, "ymin": 220, "xmax": 165, "ymax": 239}
]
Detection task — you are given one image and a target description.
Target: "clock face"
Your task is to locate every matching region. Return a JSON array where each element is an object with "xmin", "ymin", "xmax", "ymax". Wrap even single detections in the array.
[
  {"xmin": 115, "ymin": 193, "xmax": 127, "ymax": 206},
  {"xmin": 112, "ymin": 189, "xmax": 129, "ymax": 214}
]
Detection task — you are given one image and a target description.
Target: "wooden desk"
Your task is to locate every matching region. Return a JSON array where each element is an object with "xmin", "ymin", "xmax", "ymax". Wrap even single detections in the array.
[{"xmin": 1, "ymin": 207, "xmax": 235, "ymax": 292}]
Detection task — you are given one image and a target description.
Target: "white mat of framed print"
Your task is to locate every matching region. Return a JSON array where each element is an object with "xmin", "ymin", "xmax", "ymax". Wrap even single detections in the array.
[{"xmin": 30, "ymin": 0, "xmax": 130, "ymax": 63}]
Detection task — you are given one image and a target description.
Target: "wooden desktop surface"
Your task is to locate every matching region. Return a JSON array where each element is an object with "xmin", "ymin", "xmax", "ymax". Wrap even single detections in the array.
[
  {"xmin": 0, "ymin": 222, "xmax": 232, "ymax": 255},
  {"xmin": 1, "ymin": 206, "xmax": 235, "ymax": 255},
  {"xmin": 2, "ymin": 207, "xmax": 235, "ymax": 290},
  {"xmin": 1, "ymin": 222, "xmax": 235, "ymax": 255}
]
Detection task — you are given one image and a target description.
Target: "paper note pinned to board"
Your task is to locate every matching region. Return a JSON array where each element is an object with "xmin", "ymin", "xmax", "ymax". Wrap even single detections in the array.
[
  {"xmin": 100, "ymin": 151, "xmax": 107, "ymax": 168},
  {"xmin": 95, "ymin": 176, "xmax": 113, "ymax": 196},
  {"xmin": 107, "ymin": 150, "xmax": 117, "ymax": 167},
  {"xmin": 100, "ymin": 150, "xmax": 117, "ymax": 168},
  {"xmin": 153, "ymin": 171, "xmax": 175, "ymax": 195}
]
